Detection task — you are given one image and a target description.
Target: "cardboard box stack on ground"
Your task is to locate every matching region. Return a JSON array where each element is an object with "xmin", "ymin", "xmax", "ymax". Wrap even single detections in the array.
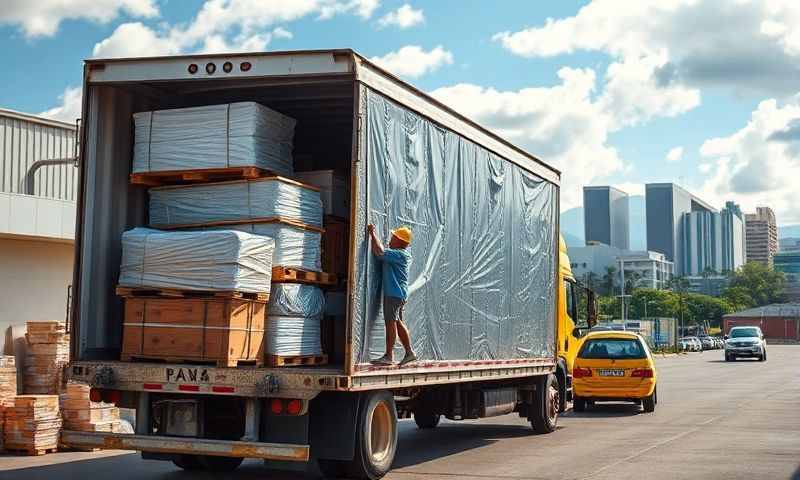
[
  {"xmin": 24, "ymin": 322, "xmax": 69, "ymax": 395},
  {"xmin": 3, "ymin": 395, "xmax": 61, "ymax": 455},
  {"xmin": 60, "ymin": 383, "xmax": 122, "ymax": 435},
  {"xmin": 0, "ymin": 356, "xmax": 18, "ymax": 450}
]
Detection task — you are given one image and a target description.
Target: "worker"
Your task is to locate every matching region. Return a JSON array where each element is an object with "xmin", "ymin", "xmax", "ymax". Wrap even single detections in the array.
[{"xmin": 367, "ymin": 223, "xmax": 416, "ymax": 366}]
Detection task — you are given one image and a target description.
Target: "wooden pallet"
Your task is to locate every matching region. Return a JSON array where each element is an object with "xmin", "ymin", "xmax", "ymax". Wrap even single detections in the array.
[
  {"xmin": 116, "ymin": 286, "xmax": 268, "ymax": 302},
  {"xmin": 154, "ymin": 215, "xmax": 325, "ymax": 233},
  {"xmin": 5, "ymin": 447, "xmax": 58, "ymax": 456},
  {"xmin": 121, "ymin": 354, "xmax": 260, "ymax": 368},
  {"xmin": 271, "ymin": 267, "xmax": 337, "ymax": 286},
  {"xmin": 130, "ymin": 166, "xmax": 273, "ymax": 186},
  {"xmin": 267, "ymin": 354, "xmax": 328, "ymax": 367}
]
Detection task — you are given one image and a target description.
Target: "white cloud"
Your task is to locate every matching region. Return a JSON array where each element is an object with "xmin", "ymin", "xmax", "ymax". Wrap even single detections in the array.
[
  {"xmin": 370, "ymin": 45, "xmax": 453, "ymax": 78},
  {"xmin": 430, "ymin": 67, "xmax": 624, "ymax": 209},
  {"xmin": 93, "ymin": 22, "xmax": 181, "ymax": 58},
  {"xmin": 698, "ymin": 96, "xmax": 800, "ymax": 223},
  {"xmin": 378, "ymin": 4, "xmax": 424, "ymax": 29},
  {"xmin": 0, "ymin": 0, "xmax": 157, "ymax": 38},
  {"xmin": 493, "ymin": 0, "xmax": 800, "ymax": 96},
  {"xmin": 319, "ymin": 0, "xmax": 380, "ymax": 19},
  {"xmin": 666, "ymin": 146, "xmax": 684, "ymax": 162},
  {"xmin": 38, "ymin": 86, "xmax": 82, "ymax": 123}
]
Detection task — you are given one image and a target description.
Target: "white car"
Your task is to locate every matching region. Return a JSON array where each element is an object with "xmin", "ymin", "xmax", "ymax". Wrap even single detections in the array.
[{"xmin": 725, "ymin": 326, "xmax": 767, "ymax": 362}]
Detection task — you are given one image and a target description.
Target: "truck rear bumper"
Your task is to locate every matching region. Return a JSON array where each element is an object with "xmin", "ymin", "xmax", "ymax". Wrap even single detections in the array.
[{"xmin": 59, "ymin": 431, "xmax": 310, "ymax": 462}]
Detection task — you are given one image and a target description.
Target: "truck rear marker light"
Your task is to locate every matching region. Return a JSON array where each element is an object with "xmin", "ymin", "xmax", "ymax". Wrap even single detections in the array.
[
  {"xmin": 188, "ymin": 63, "xmax": 198, "ymax": 74},
  {"xmin": 178, "ymin": 384, "xmax": 200, "ymax": 392},
  {"xmin": 270, "ymin": 398, "xmax": 283, "ymax": 415},
  {"xmin": 205, "ymin": 62, "xmax": 216, "ymax": 74},
  {"xmin": 573, "ymin": 367, "xmax": 592, "ymax": 378},
  {"xmin": 631, "ymin": 369, "xmax": 653, "ymax": 378},
  {"xmin": 106, "ymin": 390, "xmax": 121, "ymax": 404},
  {"xmin": 240, "ymin": 61, "xmax": 252, "ymax": 72},
  {"xmin": 223, "ymin": 61, "xmax": 233, "ymax": 73},
  {"xmin": 286, "ymin": 399, "xmax": 302, "ymax": 415},
  {"xmin": 143, "ymin": 383, "xmax": 163, "ymax": 390},
  {"xmin": 212, "ymin": 386, "xmax": 235, "ymax": 393}
]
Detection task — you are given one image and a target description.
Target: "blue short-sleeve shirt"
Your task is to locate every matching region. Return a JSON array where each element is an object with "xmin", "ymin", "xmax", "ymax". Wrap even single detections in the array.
[{"xmin": 378, "ymin": 248, "xmax": 412, "ymax": 300}]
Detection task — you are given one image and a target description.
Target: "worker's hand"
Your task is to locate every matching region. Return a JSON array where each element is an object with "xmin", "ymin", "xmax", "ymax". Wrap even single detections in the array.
[{"xmin": 367, "ymin": 224, "xmax": 375, "ymax": 235}]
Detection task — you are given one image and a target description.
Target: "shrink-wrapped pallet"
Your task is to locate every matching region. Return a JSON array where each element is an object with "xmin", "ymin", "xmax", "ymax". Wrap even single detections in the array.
[
  {"xmin": 118, "ymin": 228, "xmax": 274, "ymax": 294},
  {"xmin": 148, "ymin": 177, "xmax": 323, "ymax": 228},
  {"xmin": 133, "ymin": 102, "xmax": 295, "ymax": 175},
  {"xmin": 265, "ymin": 284, "xmax": 325, "ymax": 356},
  {"xmin": 210, "ymin": 222, "xmax": 322, "ymax": 272}
]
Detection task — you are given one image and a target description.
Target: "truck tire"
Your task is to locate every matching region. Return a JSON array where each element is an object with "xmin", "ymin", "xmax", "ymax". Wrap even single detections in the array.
[
  {"xmin": 642, "ymin": 387, "xmax": 656, "ymax": 413},
  {"xmin": 530, "ymin": 374, "xmax": 558, "ymax": 434},
  {"xmin": 573, "ymin": 396, "xmax": 586, "ymax": 412},
  {"xmin": 413, "ymin": 410, "xmax": 440, "ymax": 429},
  {"xmin": 348, "ymin": 390, "xmax": 398, "ymax": 479},
  {"xmin": 172, "ymin": 454, "xmax": 203, "ymax": 470}
]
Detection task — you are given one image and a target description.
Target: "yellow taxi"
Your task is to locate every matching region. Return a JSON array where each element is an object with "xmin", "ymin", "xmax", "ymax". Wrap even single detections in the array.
[{"xmin": 572, "ymin": 330, "xmax": 658, "ymax": 413}]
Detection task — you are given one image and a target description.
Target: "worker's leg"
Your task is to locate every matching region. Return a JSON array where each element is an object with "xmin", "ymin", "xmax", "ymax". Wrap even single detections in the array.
[
  {"xmin": 372, "ymin": 297, "xmax": 397, "ymax": 365},
  {"xmin": 385, "ymin": 320, "xmax": 397, "ymax": 358},
  {"xmin": 397, "ymin": 303, "xmax": 417, "ymax": 366}
]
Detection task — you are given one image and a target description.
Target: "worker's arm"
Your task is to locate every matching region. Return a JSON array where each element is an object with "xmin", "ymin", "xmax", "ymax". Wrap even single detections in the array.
[{"xmin": 367, "ymin": 224, "xmax": 385, "ymax": 257}]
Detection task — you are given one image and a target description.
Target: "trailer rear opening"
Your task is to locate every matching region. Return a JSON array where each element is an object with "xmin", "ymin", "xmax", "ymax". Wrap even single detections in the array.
[{"xmin": 65, "ymin": 50, "xmax": 562, "ymax": 479}]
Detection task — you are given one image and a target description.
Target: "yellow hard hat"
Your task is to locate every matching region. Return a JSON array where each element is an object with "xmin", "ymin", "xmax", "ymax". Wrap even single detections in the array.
[{"xmin": 391, "ymin": 226, "xmax": 413, "ymax": 245}]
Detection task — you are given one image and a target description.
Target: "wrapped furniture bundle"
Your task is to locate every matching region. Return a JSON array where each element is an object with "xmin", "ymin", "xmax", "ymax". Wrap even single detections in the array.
[
  {"xmin": 216, "ymin": 222, "xmax": 322, "ymax": 272},
  {"xmin": 266, "ymin": 283, "xmax": 325, "ymax": 357},
  {"xmin": 118, "ymin": 228, "xmax": 274, "ymax": 293},
  {"xmin": 149, "ymin": 177, "xmax": 324, "ymax": 228},
  {"xmin": 133, "ymin": 102, "xmax": 296, "ymax": 176}
]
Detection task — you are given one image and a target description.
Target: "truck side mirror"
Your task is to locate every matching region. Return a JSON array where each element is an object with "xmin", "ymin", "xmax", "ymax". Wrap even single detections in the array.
[
  {"xmin": 572, "ymin": 327, "xmax": 585, "ymax": 339},
  {"xmin": 586, "ymin": 290, "xmax": 598, "ymax": 328}
]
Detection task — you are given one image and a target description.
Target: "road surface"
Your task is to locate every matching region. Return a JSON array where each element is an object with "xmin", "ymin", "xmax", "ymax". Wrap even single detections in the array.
[{"xmin": 2, "ymin": 345, "xmax": 799, "ymax": 480}]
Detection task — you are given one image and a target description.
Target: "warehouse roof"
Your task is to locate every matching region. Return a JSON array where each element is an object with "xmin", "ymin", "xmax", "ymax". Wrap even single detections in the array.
[{"xmin": 724, "ymin": 303, "xmax": 800, "ymax": 318}]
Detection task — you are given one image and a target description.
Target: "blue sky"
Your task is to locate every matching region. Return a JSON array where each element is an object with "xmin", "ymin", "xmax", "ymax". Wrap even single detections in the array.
[{"xmin": 2, "ymin": 0, "xmax": 799, "ymax": 224}]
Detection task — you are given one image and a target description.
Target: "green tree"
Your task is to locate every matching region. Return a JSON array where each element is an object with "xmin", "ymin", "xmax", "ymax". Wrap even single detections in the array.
[
  {"xmin": 602, "ymin": 265, "xmax": 618, "ymax": 296},
  {"xmin": 628, "ymin": 288, "xmax": 678, "ymax": 319},
  {"xmin": 721, "ymin": 286, "xmax": 755, "ymax": 311},
  {"xmin": 726, "ymin": 262, "xmax": 786, "ymax": 306},
  {"xmin": 684, "ymin": 293, "xmax": 733, "ymax": 328}
]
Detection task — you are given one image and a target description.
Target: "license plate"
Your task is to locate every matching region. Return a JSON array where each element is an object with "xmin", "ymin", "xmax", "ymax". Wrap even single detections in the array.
[{"xmin": 597, "ymin": 369, "xmax": 624, "ymax": 377}]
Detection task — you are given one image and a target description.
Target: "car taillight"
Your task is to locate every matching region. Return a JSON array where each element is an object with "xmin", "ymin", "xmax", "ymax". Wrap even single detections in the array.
[
  {"xmin": 573, "ymin": 367, "xmax": 592, "ymax": 378},
  {"xmin": 631, "ymin": 368, "xmax": 654, "ymax": 378}
]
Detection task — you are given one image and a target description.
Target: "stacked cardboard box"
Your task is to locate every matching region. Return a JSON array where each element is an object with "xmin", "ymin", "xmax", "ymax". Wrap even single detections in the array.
[
  {"xmin": 25, "ymin": 322, "xmax": 69, "ymax": 395},
  {"xmin": 60, "ymin": 383, "xmax": 122, "ymax": 434},
  {"xmin": 3, "ymin": 395, "xmax": 61, "ymax": 454},
  {"xmin": 0, "ymin": 356, "xmax": 18, "ymax": 451}
]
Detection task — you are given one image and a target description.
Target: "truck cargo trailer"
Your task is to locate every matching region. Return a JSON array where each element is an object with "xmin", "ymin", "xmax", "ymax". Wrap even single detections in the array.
[{"xmin": 63, "ymin": 49, "xmax": 562, "ymax": 479}]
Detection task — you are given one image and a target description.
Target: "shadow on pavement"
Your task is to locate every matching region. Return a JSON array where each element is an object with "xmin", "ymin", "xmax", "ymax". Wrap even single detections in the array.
[{"xmin": 563, "ymin": 403, "xmax": 642, "ymax": 418}]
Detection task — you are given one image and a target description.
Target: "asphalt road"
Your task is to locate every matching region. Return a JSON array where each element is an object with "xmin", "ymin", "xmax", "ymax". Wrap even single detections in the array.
[{"xmin": 2, "ymin": 345, "xmax": 799, "ymax": 480}]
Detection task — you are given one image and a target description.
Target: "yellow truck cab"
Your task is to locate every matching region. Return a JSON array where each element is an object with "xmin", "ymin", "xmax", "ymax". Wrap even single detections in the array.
[{"xmin": 555, "ymin": 235, "xmax": 598, "ymax": 412}]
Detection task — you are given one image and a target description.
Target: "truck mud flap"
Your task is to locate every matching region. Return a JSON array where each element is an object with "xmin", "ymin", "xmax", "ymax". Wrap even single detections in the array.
[
  {"xmin": 60, "ymin": 431, "xmax": 309, "ymax": 462},
  {"xmin": 310, "ymin": 391, "xmax": 361, "ymax": 461}
]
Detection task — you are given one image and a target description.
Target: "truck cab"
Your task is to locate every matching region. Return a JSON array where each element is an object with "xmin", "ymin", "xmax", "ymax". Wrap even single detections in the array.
[{"xmin": 556, "ymin": 235, "xmax": 597, "ymax": 411}]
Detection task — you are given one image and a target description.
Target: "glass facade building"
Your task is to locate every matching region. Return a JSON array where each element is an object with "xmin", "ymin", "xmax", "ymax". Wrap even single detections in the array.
[{"xmin": 583, "ymin": 186, "xmax": 630, "ymax": 250}]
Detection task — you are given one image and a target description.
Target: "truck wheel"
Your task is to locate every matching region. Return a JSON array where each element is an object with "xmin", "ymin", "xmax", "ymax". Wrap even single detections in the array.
[
  {"xmin": 530, "ymin": 374, "xmax": 558, "ymax": 434},
  {"xmin": 172, "ymin": 454, "xmax": 203, "ymax": 470},
  {"xmin": 413, "ymin": 410, "xmax": 440, "ymax": 429},
  {"xmin": 573, "ymin": 396, "xmax": 586, "ymax": 412},
  {"xmin": 197, "ymin": 455, "xmax": 244, "ymax": 472},
  {"xmin": 348, "ymin": 390, "xmax": 398, "ymax": 479},
  {"xmin": 642, "ymin": 387, "xmax": 656, "ymax": 413}
]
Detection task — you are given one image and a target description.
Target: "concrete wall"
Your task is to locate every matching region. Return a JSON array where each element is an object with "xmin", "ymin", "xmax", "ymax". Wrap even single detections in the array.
[{"xmin": 0, "ymin": 237, "xmax": 73, "ymax": 336}]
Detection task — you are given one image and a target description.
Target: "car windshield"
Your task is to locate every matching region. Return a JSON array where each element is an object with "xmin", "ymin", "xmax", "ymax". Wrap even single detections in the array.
[
  {"xmin": 730, "ymin": 328, "xmax": 759, "ymax": 338},
  {"xmin": 578, "ymin": 338, "xmax": 646, "ymax": 359}
]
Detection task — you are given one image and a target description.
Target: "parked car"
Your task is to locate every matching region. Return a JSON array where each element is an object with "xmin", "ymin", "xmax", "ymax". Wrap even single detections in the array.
[
  {"xmin": 698, "ymin": 336, "xmax": 715, "ymax": 350},
  {"xmin": 715, "ymin": 337, "xmax": 725, "ymax": 349},
  {"xmin": 680, "ymin": 336, "xmax": 702, "ymax": 352},
  {"xmin": 572, "ymin": 331, "xmax": 658, "ymax": 413},
  {"xmin": 725, "ymin": 326, "xmax": 767, "ymax": 361}
]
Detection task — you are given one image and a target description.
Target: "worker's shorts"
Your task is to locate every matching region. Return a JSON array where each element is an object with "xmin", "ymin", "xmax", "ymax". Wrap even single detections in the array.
[{"xmin": 383, "ymin": 296, "xmax": 406, "ymax": 325}]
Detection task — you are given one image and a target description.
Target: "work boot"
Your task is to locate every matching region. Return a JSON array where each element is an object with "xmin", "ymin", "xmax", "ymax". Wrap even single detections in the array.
[
  {"xmin": 371, "ymin": 354, "xmax": 394, "ymax": 366},
  {"xmin": 398, "ymin": 351, "xmax": 417, "ymax": 366}
]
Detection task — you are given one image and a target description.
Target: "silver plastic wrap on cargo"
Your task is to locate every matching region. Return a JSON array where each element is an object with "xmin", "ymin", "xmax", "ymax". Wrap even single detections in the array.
[
  {"xmin": 133, "ymin": 102, "xmax": 295, "ymax": 175},
  {"xmin": 265, "ymin": 284, "xmax": 325, "ymax": 356},
  {"xmin": 219, "ymin": 222, "xmax": 322, "ymax": 271},
  {"xmin": 350, "ymin": 88, "xmax": 558, "ymax": 365},
  {"xmin": 118, "ymin": 228, "xmax": 274, "ymax": 293},
  {"xmin": 148, "ymin": 178, "xmax": 323, "ymax": 228}
]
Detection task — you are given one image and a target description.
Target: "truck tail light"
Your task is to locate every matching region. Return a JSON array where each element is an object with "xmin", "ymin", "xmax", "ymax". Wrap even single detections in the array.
[
  {"xmin": 286, "ymin": 399, "xmax": 302, "ymax": 415},
  {"xmin": 90, "ymin": 388, "xmax": 121, "ymax": 404},
  {"xmin": 573, "ymin": 367, "xmax": 592, "ymax": 378},
  {"xmin": 631, "ymin": 368, "xmax": 654, "ymax": 378},
  {"xmin": 89, "ymin": 388, "xmax": 103, "ymax": 402},
  {"xmin": 270, "ymin": 398, "xmax": 283, "ymax": 415}
]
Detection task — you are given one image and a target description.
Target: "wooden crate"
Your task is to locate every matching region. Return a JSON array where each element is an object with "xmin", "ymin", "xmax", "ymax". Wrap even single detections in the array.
[
  {"xmin": 321, "ymin": 215, "xmax": 349, "ymax": 282},
  {"xmin": 120, "ymin": 296, "xmax": 266, "ymax": 367}
]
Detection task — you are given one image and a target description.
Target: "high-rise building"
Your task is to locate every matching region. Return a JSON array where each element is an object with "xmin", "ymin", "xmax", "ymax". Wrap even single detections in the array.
[
  {"xmin": 583, "ymin": 186, "xmax": 630, "ymax": 249},
  {"xmin": 745, "ymin": 207, "xmax": 778, "ymax": 266},
  {"xmin": 645, "ymin": 183, "xmax": 716, "ymax": 276},
  {"xmin": 773, "ymin": 252, "xmax": 800, "ymax": 302},
  {"xmin": 720, "ymin": 201, "xmax": 746, "ymax": 271},
  {"xmin": 681, "ymin": 210, "xmax": 722, "ymax": 276}
]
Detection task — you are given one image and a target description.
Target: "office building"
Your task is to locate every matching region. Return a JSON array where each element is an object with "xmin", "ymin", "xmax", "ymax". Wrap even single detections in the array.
[
  {"xmin": 745, "ymin": 207, "xmax": 778, "ymax": 266},
  {"xmin": 773, "ymin": 252, "xmax": 800, "ymax": 302},
  {"xmin": 685, "ymin": 275, "xmax": 730, "ymax": 297},
  {"xmin": 568, "ymin": 243, "xmax": 673, "ymax": 292},
  {"xmin": 0, "ymin": 108, "xmax": 78, "ymax": 335},
  {"xmin": 780, "ymin": 238, "xmax": 800, "ymax": 253},
  {"xmin": 720, "ymin": 201, "xmax": 746, "ymax": 270},
  {"xmin": 618, "ymin": 250, "xmax": 674, "ymax": 290},
  {"xmin": 583, "ymin": 186, "xmax": 630, "ymax": 250},
  {"xmin": 646, "ymin": 183, "xmax": 716, "ymax": 276},
  {"xmin": 681, "ymin": 210, "xmax": 722, "ymax": 276}
]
